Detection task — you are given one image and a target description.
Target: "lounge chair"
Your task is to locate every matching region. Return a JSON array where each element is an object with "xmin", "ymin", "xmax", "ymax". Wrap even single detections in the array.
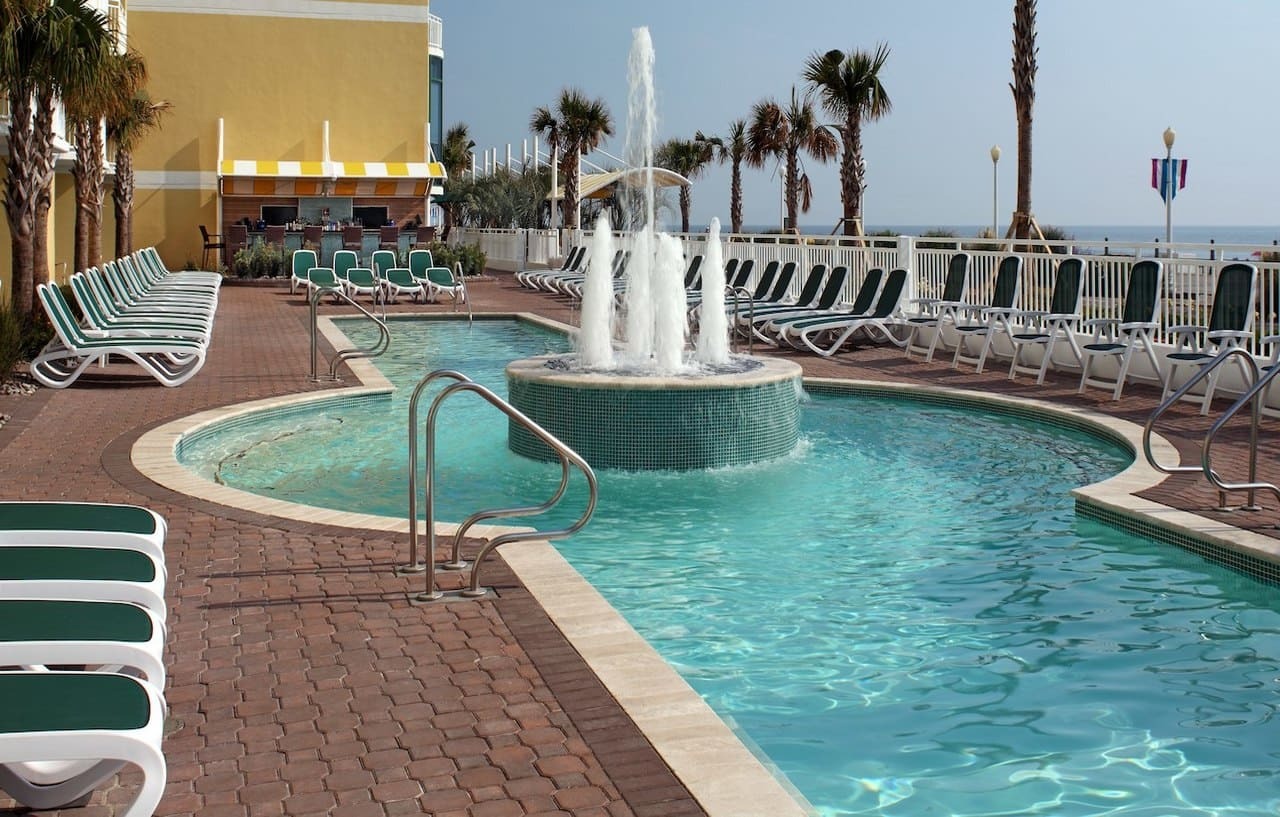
[
  {"xmin": 409, "ymin": 249, "xmax": 466, "ymax": 304},
  {"xmin": 31, "ymin": 284, "xmax": 207, "ymax": 389},
  {"xmin": 516, "ymin": 246, "xmax": 585, "ymax": 290},
  {"xmin": 0, "ymin": 501, "xmax": 166, "ymax": 563},
  {"xmin": 70, "ymin": 275, "xmax": 212, "ymax": 341},
  {"xmin": 949, "ymin": 255, "xmax": 1024, "ymax": 372},
  {"xmin": 372, "ymin": 249, "xmax": 423, "ymax": 302},
  {"xmin": 291, "ymin": 249, "xmax": 318, "ymax": 294},
  {"xmin": 1006, "ymin": 257, "xmax": 1087, "ymax": 384},
  {"xmin": 1078, "ymin": 259, "xmax": 1164, "ymax": 400},
  {"xmin": 686, "ymin": 258, "xmax": 753, "ymax": 309},
  {"xmin": 343, "ymin": 264, "xmax": 381, "ymax": 302},
  {"xmin": 0, "ymin": 598, "xmax": 167, "ymax": 686},
  {"xmin": 1161, "ymin": 262, "xmax": 1258, "ymax": 414},
  {"xmin": 745, "ymin": 266, "xmax": 850, "ymax": 343},
  {"xmin": 903, "ymin": 252, "xmax": 970, "ymax": 361},
  {"xmin": 0, "ymin": 671, "xmax": 166, "ymax": 816},
  {"xmin": 764, "ymin": 267, "xmax": 884, "ymax": 342},
  {"xmin": 781, "ymin": 268, "xmax": 909, "ymax": 356},
  {"xmin": 137, "ymin": 247, "xmax": 222, "ymax": 287},
  {"xmin": 331, "ymin": 249, "xmax": 360, "ymax": 289},
  {"xmin": 0, "ymin": 543, "xmax": 167, "ymax": 620},
  {"xmin": 719, "ymin": 261, "xmax": 797, "ymax": 324}
]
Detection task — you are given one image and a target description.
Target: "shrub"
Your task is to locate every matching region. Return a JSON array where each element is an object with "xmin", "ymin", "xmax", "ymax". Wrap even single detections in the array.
[
  {"xmin": 425, "ymin": 241, "xmax": 487, "ymax": 277},
  {"xmin": 231, "ymin": 241, "xmax": 285, "ymax": 278},
  {"xmin": 0, "ymin": 303, "xmax": 24, "ymax": 381},
  {"xmin": 917, "ymin": 228, "xmax": 960, "ymax": 251}
]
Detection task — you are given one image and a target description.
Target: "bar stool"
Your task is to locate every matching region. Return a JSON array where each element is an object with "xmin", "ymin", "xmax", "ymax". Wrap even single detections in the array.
[
  {"xmin": 302, "ymin": 225, "xmax": 324, "ymax": 253},
  {"xmin": 342, "ymin": 225, "xmax": 364, "ymax": 262},
  {"xmin": 379, "ymin": 225, "xmax": 400, "ymax": 256},
  {"xmin": 263, "ymin": 225, "xmax": 286, "ymax": 247},
  {"xmin": 199, "ymin": 225, "xmax": 224, "ymax": 270}
]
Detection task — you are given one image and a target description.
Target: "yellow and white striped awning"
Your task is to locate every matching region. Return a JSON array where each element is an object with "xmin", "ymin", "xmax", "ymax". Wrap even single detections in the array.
[{"xmin": 220, "ymin": 160, "xmax": 446, "ymax": 197}]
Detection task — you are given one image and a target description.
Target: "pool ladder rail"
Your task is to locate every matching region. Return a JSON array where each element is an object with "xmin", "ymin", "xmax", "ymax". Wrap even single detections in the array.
[
  {"xmin": 401, "ymin": 369, "xmax": 598, "ymax": 602},
  {"xmin": 1143, "ymin": 346, "xmax": 1280, "ymax": 515},
  {"xmin": 308, "ymin": 284, "xmax": 391, "ymax": 382}
]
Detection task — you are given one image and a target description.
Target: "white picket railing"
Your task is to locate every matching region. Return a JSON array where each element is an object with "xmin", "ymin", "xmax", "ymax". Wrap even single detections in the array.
[{"xmin": 453, "ymin": 227, "xmax": 1280, "ymax": 356}]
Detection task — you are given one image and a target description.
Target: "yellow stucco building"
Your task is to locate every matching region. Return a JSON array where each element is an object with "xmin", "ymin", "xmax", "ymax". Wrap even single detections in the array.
[{"xmin": 0, "ymin": 0, "xmax": 443, "ymax": 293}]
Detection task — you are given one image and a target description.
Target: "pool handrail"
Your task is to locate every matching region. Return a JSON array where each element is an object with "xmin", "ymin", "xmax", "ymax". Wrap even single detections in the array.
[
  {"xmin": 1142, "ymin": 346, "xmax": 1280, "ymax": 512},
  {"xmin": 406, "ymin": 370, "xmax": 598, "ymax": 601},
  {"xmin": 308, "ymin": 284, "xmax": 390, "ymax": 382},
  {"xmin": 728, "ymin": 285, "xmax": 755, "ymax": 354}
]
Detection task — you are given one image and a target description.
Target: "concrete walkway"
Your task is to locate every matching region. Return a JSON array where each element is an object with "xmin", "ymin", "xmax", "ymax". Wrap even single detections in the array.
[{"xmin": 0, "ymin": 271, "xmax": 1276, "ymax": 817}]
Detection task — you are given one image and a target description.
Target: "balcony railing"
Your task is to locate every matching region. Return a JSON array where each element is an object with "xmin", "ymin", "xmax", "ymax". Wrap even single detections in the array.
[{"xmin": 428, "ymin": 13, "xmax": 442, "ymax": 54}]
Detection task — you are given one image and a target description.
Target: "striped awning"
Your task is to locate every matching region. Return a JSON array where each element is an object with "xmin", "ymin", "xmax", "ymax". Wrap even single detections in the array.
[
  {"xmin": 549, "ymin": 167, "xmax": 690, "ymax": 201},
  {"xmin": 220, "ymin": 160, "xmax": 446, "ymax": 197}
]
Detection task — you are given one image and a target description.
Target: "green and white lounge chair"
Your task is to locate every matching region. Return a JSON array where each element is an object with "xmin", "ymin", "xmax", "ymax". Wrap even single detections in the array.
[
  {"xmin": 0, "ymin": 544, "xmax": 167, "ymax": 621},
  {"xmin": 744, "ymin": 266, "xmax": 849, "ymax": 343},
  {"xmin": 331, "ymin": 249, "xmax": 360, "ymax": 289},
  {"xmin": 291, "ymin": 249, "xmax": 318, "ymax": 294},
  {"xmin": 137, "ymin": 246, "xmax": 221, "ymax": 286},
  {"xmin": 1007, "ymin": 257, "xmax": 1087, "ymax": 384},
  {"xmin": 0, "ymin": 598, "xmax": 166, "ymax": 686},
  {"xmin": 373, "ymin": 249, "xmax": 423, "ymax": 302},
  {"xmin": 409, "ymin": 249, "xmax": 466, "ymax": 304},
  {"xmin": 950, "ymin": 255, "xmax": 1024, "ymax": 372},
  {"xmin": 765, "ymin": 267, "xmax": 884, "ymax": 342},
  {"xmin": 1161, "ymin": 262, "xmax": 1258, "ymax": 414},
  {"xmin": 0, "ymin": 501, "xmax": 166, "ymax": 564},
  {"xmin": 1079, "ymin": 259, "xmax": 1164, "ymax": 400},
  {"xmin": 71, "ymin": 274, "xmax": 212, "ymax": 339},
  {"xmin": 0, "ymin": 671, "xmax": 166, "ymax": 815},
  {"xmin": 903, "ymin": 252, "xmax": 971, "ymax": 361},
  {"xmin": 516, "ymin": 246, "xmax": 586, "ymax": 290},
  {"xmin": 32, "ymin": 284, "xmax": 207, "ymax": 389},
  {"xmin": 781, "ymin": 268, "xmax": 910, "ymax": 356}
]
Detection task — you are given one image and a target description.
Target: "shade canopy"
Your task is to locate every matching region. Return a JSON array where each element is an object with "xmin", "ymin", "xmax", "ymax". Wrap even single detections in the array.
[
  {"xmin": 220, "ymin": 159, "xmax": 446, "ymax": 197},
  {"xmin": 548, "ymin": 166, "xmax": 690, "ymax": 201}
]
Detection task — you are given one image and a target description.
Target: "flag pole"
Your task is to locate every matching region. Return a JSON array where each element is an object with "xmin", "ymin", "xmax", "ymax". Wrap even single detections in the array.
[{"xmin": 1163, "ymin": 126, "xmax": 1176, "ymax": 257}]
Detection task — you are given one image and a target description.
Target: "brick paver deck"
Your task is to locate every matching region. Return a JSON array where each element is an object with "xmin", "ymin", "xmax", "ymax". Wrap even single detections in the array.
[{"xmin": 1, "ymin": 271, "xmax": 1276, "ymax": 817}]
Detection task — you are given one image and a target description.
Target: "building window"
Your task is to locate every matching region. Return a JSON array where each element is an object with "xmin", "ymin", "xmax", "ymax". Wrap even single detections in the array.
[{"xmin": 429, "ymin": 55, "xmax": 443, "ymax": 162}]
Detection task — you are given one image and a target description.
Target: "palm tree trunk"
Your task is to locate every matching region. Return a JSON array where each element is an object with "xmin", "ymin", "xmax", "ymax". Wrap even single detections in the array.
[
  {"xmin": 563, "ymin": 148, "xmax": 579, "ymax": 230},
  {"xmin": 4, "ymin": 90, "xmax": 38, "ymax": 317},
  {"xmin": 73, "ymin": 120, "xmax": 94, "ymax": 274},
  {"xmin": 30, "ymin": 90, "xmax": 57, "ymax": 288},
  {"xmin": 679, "ymin": 187, "xmax": 691, "ymax": 233},
  {"xmin": 785, "ymin": 148, "xmax": 800, "ymax": 230},
  {"xmin": 730, "ymin": 160, "xmax": 743, "ymax": 235},
  {"xmin": 840, "ymin": 114, "xmax": 867, "ymax": 237},
  {"xmin": 1011, "ymin": 0, "xmax": 1037, "ymax": 242},
  {"xmin": 87, "ymin": 124, "xmax": 106, "ymax": 269},
  {"xmin": 113, "ymin": 147, "xmax": 134, "ymax": 257}
]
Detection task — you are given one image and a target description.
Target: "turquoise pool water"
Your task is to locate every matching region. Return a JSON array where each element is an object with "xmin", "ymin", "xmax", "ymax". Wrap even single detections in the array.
[{"xmin": 181, "ymin": 319, "xmax": 1280, "ymax": 817}]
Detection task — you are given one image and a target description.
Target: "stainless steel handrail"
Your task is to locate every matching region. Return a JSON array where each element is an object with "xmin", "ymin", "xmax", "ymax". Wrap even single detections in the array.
[
  {"xmin": 401, "ymin": 369, "xmax": 471, "ymax": 574},
  {"xmin": 728, "ymin": 285, "xmax": 755, "ymax": 354},
  {"xmin": 309, "ymin": 285, "xmax": 391, "ymax": 382},
  {"xmin": 1142, "ymin": 347, "xmax": 1277, "ymax": 511},
  {"xmin": 405, "ymin": 370, "xmax": 597, "ymax": 601},
  {"xmin": 455, "ymin": 261, "xmax": 473, "ymax": 323}
]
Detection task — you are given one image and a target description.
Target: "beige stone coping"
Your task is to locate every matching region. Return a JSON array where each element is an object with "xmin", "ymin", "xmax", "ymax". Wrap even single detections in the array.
[
  {"xmin": 507, "ymin": 354, "xmax": 802, "ymax": 390},
  {"xmin": 132, "ymin": 315, "xmax": 1279, "ymax": 817}
]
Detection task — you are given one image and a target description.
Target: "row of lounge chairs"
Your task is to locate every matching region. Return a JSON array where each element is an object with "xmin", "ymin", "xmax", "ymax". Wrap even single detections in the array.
[
  {"xmin": 31, "ymin": 248, "xmax": 220, "ymax": 389},
  {"xmin": 0, "ymin": 500, "xmax": 170, "ymax": 817},
  {"xmin": 292, "ymin": 249, "xmax": 465, "ymax": 306}
]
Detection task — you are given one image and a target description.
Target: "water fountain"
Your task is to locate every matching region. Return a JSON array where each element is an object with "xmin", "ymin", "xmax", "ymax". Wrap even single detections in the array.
[{"xmin": 507, "ymin": 27, "xmax": 802, "ymax": 470}]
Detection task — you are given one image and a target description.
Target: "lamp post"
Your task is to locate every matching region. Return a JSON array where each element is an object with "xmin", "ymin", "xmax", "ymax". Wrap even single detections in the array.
[
  {"xmin": 989, "ymin": 145, "xmax": 1001, "ymax": 239},
  {"xmin": 1163, "ymin": 127, "xmax": 1176, "ymax": 255}
]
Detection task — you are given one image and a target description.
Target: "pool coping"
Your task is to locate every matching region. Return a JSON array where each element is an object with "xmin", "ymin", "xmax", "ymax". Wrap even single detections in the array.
[{"xmin": 131, "ymin": 312, "xmax": 1280, "ymax": 817}]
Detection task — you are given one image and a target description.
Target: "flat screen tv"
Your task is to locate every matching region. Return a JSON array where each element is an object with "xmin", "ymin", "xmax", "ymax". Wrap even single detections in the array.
[
  {"xmin": 261, "ymin": 205, "xmax": 298, "ymax": 226},
  {"xmin": 352, "ymin": 206, "xmax": 389, "ymax": 228}
]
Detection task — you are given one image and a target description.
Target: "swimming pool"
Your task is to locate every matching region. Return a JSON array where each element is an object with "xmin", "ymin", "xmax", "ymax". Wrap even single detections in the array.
[{"xmin": 179, "ymin": 318, "xmax": 1280, "ymax": 816}]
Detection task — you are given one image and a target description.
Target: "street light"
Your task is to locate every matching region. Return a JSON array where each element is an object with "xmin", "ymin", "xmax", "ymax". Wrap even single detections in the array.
[
  {"xmin": 990, "ymin": 145, "xmax": 1001, "ymax": 239},
  {"xmin": 1162, "ymin": 127, "xmax": 1176, "ymax": 254}
]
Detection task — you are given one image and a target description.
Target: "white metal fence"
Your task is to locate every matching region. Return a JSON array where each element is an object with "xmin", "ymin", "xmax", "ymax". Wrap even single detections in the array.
[{"xmin": 453, "ymin": 227, "xmax": 1280, "ymax": 355}]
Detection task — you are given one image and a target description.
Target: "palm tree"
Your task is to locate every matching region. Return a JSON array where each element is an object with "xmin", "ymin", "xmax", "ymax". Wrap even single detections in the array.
[
  {"xmin": 802, "ymin": 44, "xmax": 892, "ymax": 237},
  {"xmin": 655, "ymin": 138, "xmax": 712, "ymax": 233},
  {"xmin": 107, "ymin": 89, "xmax": 171, "ymax": 258},
  {"xmin": 747, "ymin": 87, "xmax": 838, "ymax": 233},
  {"xmin": 696, "ymin": 120, "xmax": 747, "ymax": 234},
  {"xmin": 439, "ymin": 122, "xmax": 474, "ymax": 240},
  {"xmin": 1010, "ymin": 0, "xmax": 1037, "ymax": 241},
  {"xmin": 530, "ymin": 89, "xmax": 613, "ymax": 230},
  {"xmin": 66, "ymin": 39, "xmax": 136, "ymax": 274}
]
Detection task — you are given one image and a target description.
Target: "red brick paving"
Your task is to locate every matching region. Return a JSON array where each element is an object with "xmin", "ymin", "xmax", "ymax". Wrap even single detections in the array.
[{"xmin": 1, "ymin": 270, "xmax": 1277, "ymax": 817}]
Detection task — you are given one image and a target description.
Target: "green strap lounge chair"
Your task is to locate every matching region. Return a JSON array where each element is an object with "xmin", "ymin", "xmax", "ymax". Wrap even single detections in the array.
[
  {"xmin": 0, "ymin": 671, "xmax": 166, "ymax": 815},
  {"xmin": 782, "ymin": 268, "xmax": 909, "ymax": 357},
  {"xmin": 0, "ymin": 544, "xmax": 167, "ymax": 621},
  {"xmin": 747, "ymin": 266, "xmax": 850, "ymax": 344},
  {"xmin": 903, "ymin": 252, "xmax": 971, "ymax": 361},
  {"xmin": 0, "ymin": 599, "xmax": 166, "ymax": 686},
  {"xmin": 291, "ymin": 249, "xmax": 319, "ymax": 294},
  {"xmin": 71, "ymin": 274, "xmax": 212, "ymax": 337},
  {"xmin": 1007, "ymin": 257, "xmax": 1087, "ymax": 384},
  {"xmin": 373, "ymin": 249, "xmax": 423, "ymax": 302},
  {"xmin": 685, "ymin": 258, "xmax": 753, "ymax": 309},
  {"xmin": 1078, "ymin": 259, "xmax": 1164, "ymax": 400},
  {"xmin": 766, "ymin": 267, "xmax": 885, "ymax": 341},
  {"xmin": 1161, "ymin": 262, "xmax": 1258, "ymax": 414},
  {"xmin": 331, "ymin": 249, "xmax": 360, "ymax": 287},
  {"xmin": 343, "ymin": 265, "xmax": 381, "ymax": 302},
  {"xmin": 137, "ymin": 246, "xmax": 222, "ymax": 287},
  {"xmin": 516, "ymin": 246, "xmax": 585, "ymax": 290},
  {"xmin": 950, "ymin": 255, "xmax": 1024, "ymax": 372},
  {"xmin": 32, "ymin": 284, "xmax": 207, "ymax": 389},
  {"xmin": 0, "ymin": 501, "xmax": 166, "ymax": 563}
]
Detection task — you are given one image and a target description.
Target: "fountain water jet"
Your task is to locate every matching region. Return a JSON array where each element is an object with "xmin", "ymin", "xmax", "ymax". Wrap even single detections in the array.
[{"xmin": 507, "ymin": 26, "xmax": 801, "ymax": 470}]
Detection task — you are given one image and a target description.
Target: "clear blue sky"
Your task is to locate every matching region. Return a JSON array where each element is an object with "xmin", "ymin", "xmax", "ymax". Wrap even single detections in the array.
[{"xmin": 431, "ymin": 0, "xmax": 1277, "ymax": 231}]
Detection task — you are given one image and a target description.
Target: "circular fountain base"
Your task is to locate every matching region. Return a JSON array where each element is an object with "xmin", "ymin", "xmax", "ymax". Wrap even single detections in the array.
[{"xmin": 506, "ymin": 356, "xmax": 803, "ymax": 470}]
